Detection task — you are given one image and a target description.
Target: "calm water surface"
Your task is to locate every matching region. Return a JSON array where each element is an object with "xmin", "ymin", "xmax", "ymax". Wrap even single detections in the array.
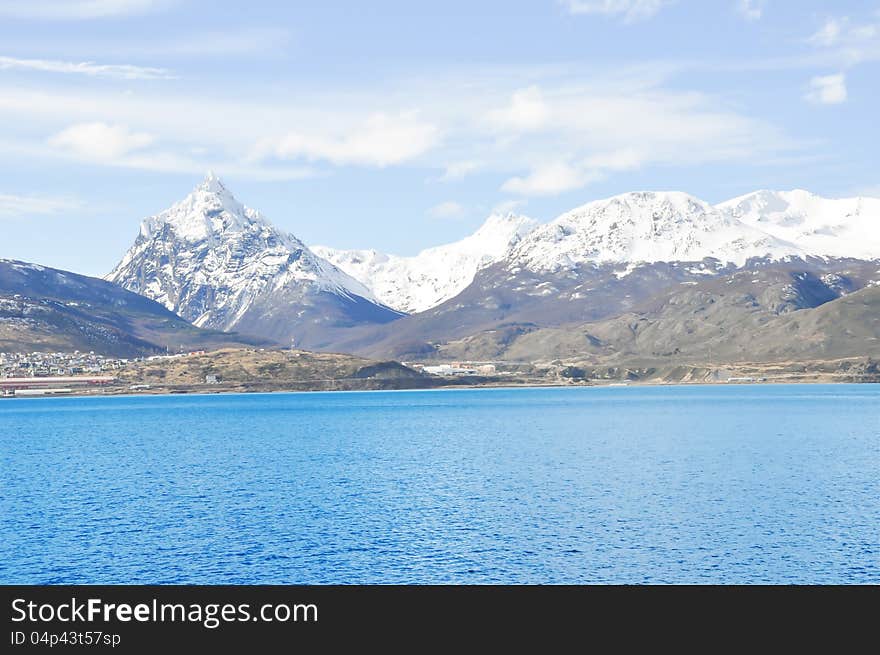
[{"xmin": 1, "ymin": 385, "xmax": 877, "ymax": 583}]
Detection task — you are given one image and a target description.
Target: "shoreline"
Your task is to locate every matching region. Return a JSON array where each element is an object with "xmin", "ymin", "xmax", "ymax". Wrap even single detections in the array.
[
  {"xmin": 3, "ymin": 375, "xmax": 879, "ymax": 401},
  {"xmin": 5, "ymin": 349, "xmax": 878, "ymax": 400}
]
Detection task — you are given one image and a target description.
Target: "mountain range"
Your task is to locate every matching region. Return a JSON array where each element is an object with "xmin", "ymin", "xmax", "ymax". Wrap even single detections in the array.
[
  {"xmin": 2, "ymin": 174, "xmax": 878, "ymax": 368},
  {"xmin": 312, "ymin": 188, "xmax": 880, "ymax": 361}
]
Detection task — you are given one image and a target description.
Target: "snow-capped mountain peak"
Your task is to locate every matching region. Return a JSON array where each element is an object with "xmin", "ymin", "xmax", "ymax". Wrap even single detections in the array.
[
  {"xmin": 469, "ymin": 212, "xmax": 538, "ymax": 246},
  {"xmin": 201, "ymin": 169, "xmax": 225, "ymax": 193},
  {"xmin": 314, "ymin": 212, "xmax": 538, "ymax": 313},
  {"xmin": 138, "ymin": 172, "xmax": 274, "ymax": 244},
  {"xmin": 506, "ymin": 190, "xmax": 804, "ymax": 273},
  {"xmin": 108, "ymin": 175, "xmax": 397, "ymax": 342}
]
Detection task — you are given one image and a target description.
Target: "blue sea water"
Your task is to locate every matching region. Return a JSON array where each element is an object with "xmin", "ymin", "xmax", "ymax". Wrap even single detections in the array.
[{"xmin": 0, "ymin": 384, "xmax": 877, "ymax": 584}]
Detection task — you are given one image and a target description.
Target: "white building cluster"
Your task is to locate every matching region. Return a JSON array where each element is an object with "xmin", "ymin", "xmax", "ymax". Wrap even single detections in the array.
[
  {"xmin": 0, "ymin": 351, "xmax": 131, "ymax": 379},
  {"xmin": 419, "ymin": 363, "xmax": 497, "ymax": 377}
]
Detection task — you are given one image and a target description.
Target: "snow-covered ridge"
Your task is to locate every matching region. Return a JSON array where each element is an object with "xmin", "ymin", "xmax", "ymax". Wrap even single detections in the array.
[
  {"xmin": 507, "ymin": 191, "xmax": 802, "ymax": 272},
  {"xmin": 306, "ymin": 189, "xmax": 880, "ymax": 312},
  {"xmin": 717, "ymin": 189, "xmax": 880, "ymax": 261},
  {"xmin": 314, "ymin": 213, "xmax": 538, "ymax": 313},
  {"xmin": 108, "ymin": 174, "xmax": 382, "ymax": 331}
]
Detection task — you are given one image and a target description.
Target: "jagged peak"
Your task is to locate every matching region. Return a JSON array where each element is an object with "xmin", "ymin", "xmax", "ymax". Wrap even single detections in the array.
[
  {"xmin": 473, "ymin": 212, "xmax": 538, "ymax": 236},
  {"xmin": 583, "ymin": 190, "xmax": 713, "ymax": 212},
  {"xmin": 109, "ymin": 175, "xmax": 384, "ymax": 322},
  {"xmin": 548, "ymin": 191, "xmax": 722, "ymax": 236},
  {"xmin": 138, "ymin": 174, "xmax": 271, "ymax": 242},
  {"xmin": 187, "ymin": 171, "xmax": 239, "ymax": 208},
  {"xmin": 199, "ymin": 170, "xmax": 225, "ymax": 193}
]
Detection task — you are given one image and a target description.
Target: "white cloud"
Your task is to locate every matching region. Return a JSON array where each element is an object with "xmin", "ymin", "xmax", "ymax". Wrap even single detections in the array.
[
  {"xmin": 486, "ymin": 82, "xmax": 788, "ymax": 195},
  {"xmin": 0, "ymin": 0, "xmax": 172, "ymax": 19},
  {"xmin": 0, "ymin": 192, "xmax": 79, "ymax": 218},
  {"xmin": 502, "ymin": 162, "xmax": 601, "ymax": 196},
  {"xmin": 0, "ymin": 55, "xmax": 173, "ymax": 80},
  {"xmin": 427, "ymin": 201, "xmax": 466, "ymax": 219},
  {"xmin": 736, "ymin": 0, "xmax": 763, "ymax": 21},
  {"xmin": 440, "ymin": 160, "xmax": 482, "ymax": 181},
  {"xmin": 49, "ymin": 122, "xmax": 155, "ymax": 160},
  {"xmin": 809, "ymin": 18, "xmax": 844, "ymax": 47},
  {"xmin": 486, "ymin": 86, "xmax": 550, "ymax": 132},
  {"xmin": 260, "ymin": 112, "xmax": 440, "ymax": 167},
  {"xmin": 808, "ymin": 15, "xmax": 879, "ymax": 63},
  {"xmin": 0, "ymin": 65, "xmax": 798, "ymax": 194},
  {"xmin": 806, "ymin": 73, "xmax": 847, "ymax": 104},
  {"xmin": 561, "ymin": 0, "xmax": 674, "ymax": 22},
  {"xmin": 802, "ymin": 12, "xmax": 879, "ymax": 102}
]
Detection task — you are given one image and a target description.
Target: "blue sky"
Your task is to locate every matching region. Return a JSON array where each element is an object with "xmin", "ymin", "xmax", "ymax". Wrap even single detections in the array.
[{"xmin": 0, "ymin": 0, "xmax": 878, "ymax": 276}]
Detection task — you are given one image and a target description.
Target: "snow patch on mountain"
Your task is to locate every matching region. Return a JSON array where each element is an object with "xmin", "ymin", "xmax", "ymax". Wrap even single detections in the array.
[{"xmin": 314, "ymin": 213, "xmax": 538, "ymax": 313}]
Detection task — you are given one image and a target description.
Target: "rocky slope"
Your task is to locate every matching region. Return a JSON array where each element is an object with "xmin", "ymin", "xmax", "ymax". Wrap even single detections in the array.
[
  {"xmin": 117, "ymin": 348, "xmax": 425, "ymax": 387},
  {"xmin": 326, "ymin": 257, "xmax": 879, "ymax": 360},
  {"xmin": 0, "ymin": 259, "xmax": 263, "ymax": 356},
  {"xmin": 426, "ymin": 270, "xmax": 880, "ymax": 365}
]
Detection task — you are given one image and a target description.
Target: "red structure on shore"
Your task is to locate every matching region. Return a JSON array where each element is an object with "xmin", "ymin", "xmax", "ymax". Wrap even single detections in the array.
[{"xmin": 0, "ymin": 376, "xmax": 115, "ymax": 394}]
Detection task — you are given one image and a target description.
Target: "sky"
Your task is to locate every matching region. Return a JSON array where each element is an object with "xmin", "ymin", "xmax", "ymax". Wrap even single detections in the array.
[{"xmin": 0, "ymin": 0, "xmax": 878, "ymax": 276}]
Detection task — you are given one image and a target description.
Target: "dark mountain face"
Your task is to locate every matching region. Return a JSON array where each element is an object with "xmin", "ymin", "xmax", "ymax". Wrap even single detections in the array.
[
  {"xmin": 470, "ymin": 282, "xmax": 880, "ymax": 367},
  {"xmin": 0, "ymin": 259, "xmax": 265, "ymax": 357},
  {"xmin": 322, "ymin": 257, "xmax": 880, "ymax": 361}
]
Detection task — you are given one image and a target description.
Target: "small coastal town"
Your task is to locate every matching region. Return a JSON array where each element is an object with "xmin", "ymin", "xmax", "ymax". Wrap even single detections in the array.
[
  {"xmin": 0, "ymin": 351, "xmax": 131, "ymax": 378},
  {"xmin": 0, "ymin": 350, "xmax": 206, "ymax": 397}
]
